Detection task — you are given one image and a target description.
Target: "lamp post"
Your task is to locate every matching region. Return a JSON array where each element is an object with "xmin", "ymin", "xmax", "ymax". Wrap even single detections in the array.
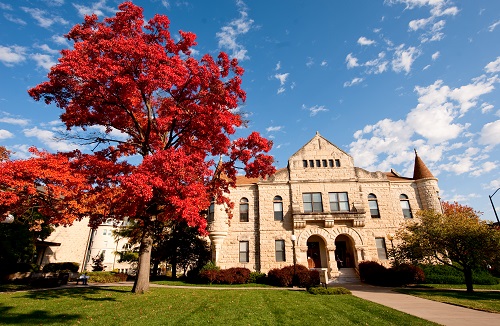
[
  {"xmin": 489, "ymin": 188, "xmax": 500, "ymax": 225},
  {"xmin": 1, "ymin": 214, "xmax": 14, "ymax": 224},
  {"xmin": 290, "ymin": 234, "xmax": 297, "ymax": 286},
  {"xmin": 387, "ymin": 233, "xmax": 395, "ymax": 250}
]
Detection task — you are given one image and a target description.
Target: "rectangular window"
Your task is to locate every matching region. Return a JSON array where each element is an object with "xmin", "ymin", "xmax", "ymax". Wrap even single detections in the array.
[
  {"xmin": 375, "ymin": 238, "xmax": 387, "ymax": 260},
  {"xmin": 329, "ymin": 192, "xmax": 349, "ymax": 211},
  {"xmin": 239, "ymin": 241, "xmax": 249, "ymax": 263},
  {"xmin": 335, "ymin": 159, "xmax": 341, "ymax": 167},
  {"xmin": 315, "ymin": 159, "xmax": 321, "ymax": 167},
  {"xmin": 275, "ymin": 240, "xmax": 285, "ymax": 262},
  {"xmin": 328, "ymin": 159, "xmax": 334, "ymax": 167},
  {"xmin": 208, "ymin": 202, "xmax": 215, "ymax": 222},
  {"xmin": 303, "ymin": 160, "xmax": 308, "ymax": 167},
  {"xmin": 274, "ymin": 202, "xmax": 283, "ymax": 221},
  {"xmin": 309, "ymin": 159, "xmax": 314, "ymax": 167},
  {"xmin": 102, "ymin": 229, "xmax": 107, "ymax": 236},
  {"xmin": 322, "ymin": 159, "xmax": 327, "ymax": 167},
  {"xmin": 303, "ymin": 193, "xmax": 323, "ymax": 212}
]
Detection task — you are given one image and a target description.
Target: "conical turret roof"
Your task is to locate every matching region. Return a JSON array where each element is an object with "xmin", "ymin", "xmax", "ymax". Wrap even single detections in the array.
[{"xmin": 413, "ymin": 149, "xmax": 435, "ymax": 180}]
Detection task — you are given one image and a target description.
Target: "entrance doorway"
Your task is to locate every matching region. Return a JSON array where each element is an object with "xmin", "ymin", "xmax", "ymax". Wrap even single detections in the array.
[
  {"xmin": 334, "ymin": 235, "xmax": 354, "ymax": 268},
  {"xmin": 307, "ymin": 241, "xmax": 321, "ymax": 268}
]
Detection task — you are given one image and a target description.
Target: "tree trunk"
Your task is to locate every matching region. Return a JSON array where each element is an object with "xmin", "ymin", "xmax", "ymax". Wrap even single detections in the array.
[
  {"xmin": 171, "ymin": 252, "xmax": 177, "ymax": 279},
  {"xmin": 464, "ymin": 267, "xmax": 474, "ymax": 293},
  {"xmin": 132, "ymin": 235, "xmax": 153, "ymax": 294}
]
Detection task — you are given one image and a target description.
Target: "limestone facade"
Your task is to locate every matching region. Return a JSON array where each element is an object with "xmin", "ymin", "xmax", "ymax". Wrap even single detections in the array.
[{"xmin": 208, "ymin": 133, "xmax": 440, "ymax": 279}]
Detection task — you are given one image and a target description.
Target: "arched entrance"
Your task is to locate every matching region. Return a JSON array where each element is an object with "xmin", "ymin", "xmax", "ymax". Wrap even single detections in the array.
[
  {"xmin": 334, "ymin": 234, "xmax": 355, "ymax": 268},
  {"xmin": 306, "ymin": 235, "xmax": 328, "ymax": 268}
]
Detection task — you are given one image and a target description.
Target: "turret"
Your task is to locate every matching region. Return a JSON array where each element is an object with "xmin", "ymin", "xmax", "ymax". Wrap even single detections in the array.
[{"xmin": 413, "ymin": 150, "xmax": 441, "ymax": 212}]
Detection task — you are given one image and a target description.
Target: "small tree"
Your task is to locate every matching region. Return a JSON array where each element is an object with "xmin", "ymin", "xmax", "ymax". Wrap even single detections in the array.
[
  {"xmin": 91, "ymin": 252, "xmax": 105, "ymax": 272},
  {"xmin": 394, "ymin": 201, "xmax": 500, "ymax": 292}
]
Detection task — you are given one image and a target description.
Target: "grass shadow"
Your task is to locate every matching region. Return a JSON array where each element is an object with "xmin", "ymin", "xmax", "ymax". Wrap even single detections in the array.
[
  {"xmin": 20, "ymin": 286, "xmax": 131, "ymax": 301},
  {"xmin": 0, "ymin": 304, "xmax": 81, "ymax": 325}
]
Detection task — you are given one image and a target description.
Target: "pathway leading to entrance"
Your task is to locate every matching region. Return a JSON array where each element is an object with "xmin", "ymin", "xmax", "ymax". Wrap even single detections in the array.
[{"xmin": 340, "ymin": 282, "xmax": 499, "ymax": 326}]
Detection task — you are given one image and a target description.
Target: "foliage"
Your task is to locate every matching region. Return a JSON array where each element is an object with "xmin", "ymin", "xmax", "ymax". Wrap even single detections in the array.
[
  {"xmin": 393, "ymin": 201, "xmax": 500, "ymax": 292},
  {"xmin": 198, "ymin": 266, "xmax": 251, "ymax": 285},
  {"xmin": 0, "ymin": 146, "xmax": 10, "ymax": 162},
  {"xmin": 359, "ymin": 261, "xmax": 425, "ymax": 286},
  {"xmin": 42, "ymin": 262, "xmax": 80, "ymax": 273},
  {"xmin": 248, "ymin": 271, "xmax": 267, "ymax": 284},
  {"xmin": 308, "ymin": 286, "xmax": 352, "ymax": 295},
  {"xmin": 267, "ymin": 265, "xmax": 320, "ymax": 288},
  {"xmin": 91, "ymin": 253, "xmax": 105, "ymax": 272},
  {"xmin": 419, "ymin": 264, "xmax": 499, "ymax": 285},
  {"xmin": 27, "ymin": 1, "xmax": 275, "ymax": 294},
  {"xmin": 85, "ymin": 271, "xmax": 128, "ymax": 283}
]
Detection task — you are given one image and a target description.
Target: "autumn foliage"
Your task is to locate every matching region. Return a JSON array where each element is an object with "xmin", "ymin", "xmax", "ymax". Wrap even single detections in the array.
[{"xmin": 23, "ymin": 2, "xmax": 275, "ymax": 293}]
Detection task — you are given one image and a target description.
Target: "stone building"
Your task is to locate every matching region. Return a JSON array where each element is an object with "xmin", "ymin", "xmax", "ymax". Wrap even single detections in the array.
[{"xmin": 208, "ymin": 132, "xmax": 440, "ymax": 281}]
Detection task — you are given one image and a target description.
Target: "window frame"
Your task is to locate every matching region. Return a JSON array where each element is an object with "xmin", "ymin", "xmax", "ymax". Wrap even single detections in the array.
[
  {"xmin": 329, "ymin": 192, "xmax": 349, "ymax": 212},
  {"xmin": 303, "ymin": 192, "xmax": 323, "ymax": 213},
  {"xmin": 273, "ymin": 196, "xmax": 284, "ymax": 221},
  {"xmin": 368, "ymin": 193, "xmax": 380, "ymax": 218},
  {"xmin": 240, "ymin": 197, "xmax": 249, "ymax": 222},
  {"xmin": 239, "ymin": 241, "xmax": 249, "ymax": 263},
  {"xmin": 275, "ymin": 240, "xmax": 286, "ymax": 262},
  {"xmin": 399, "ymin": 194, "xmax": 413, "ymax": 218},
  {"xmin": 208, "ymin": 201, "xmax": 215, "ymax": 222},
  {"xmin": 375, "ymin": 237, "xmax": 388, "ymax": 260}
]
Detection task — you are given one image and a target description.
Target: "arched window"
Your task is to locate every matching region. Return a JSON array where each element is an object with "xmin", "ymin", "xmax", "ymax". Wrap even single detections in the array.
[
  {"xmin": 368, "ymin": 193, "xmax": 380, "ymax": 218},
  {"xmin": 273, "ymin": 196, "xmax": 283, "ymax": 221},
  {"xmin": 240, "ymin": 197, "xmax": 249, "ymax": 222},
  {"xmin": 400, "ymin": 194, "xmax": 412, "ymax": 218}
]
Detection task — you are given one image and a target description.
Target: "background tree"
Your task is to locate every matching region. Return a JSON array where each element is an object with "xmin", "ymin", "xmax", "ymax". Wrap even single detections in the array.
[
  {"xmin": 28, "ymin": 2, "xmax": 275, "ymax": 293},
  {"xmin": 394, "ymin": 201, "xmax": 500, "ymax": 292}
]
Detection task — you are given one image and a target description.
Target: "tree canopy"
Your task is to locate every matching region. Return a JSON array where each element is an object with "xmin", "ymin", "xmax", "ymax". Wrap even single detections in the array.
[
  {"xmin": 394, "ymin": 201, "xmax": 500, "ymax": 292},
  {"xmin": 26, "ymin": 2, "xmax": 275, "ymax": 293}
]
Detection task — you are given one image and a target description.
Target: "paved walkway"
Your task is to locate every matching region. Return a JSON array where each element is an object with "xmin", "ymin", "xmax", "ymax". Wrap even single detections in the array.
[{"xmin": 339, "ymin": 282, "xmax": 499, "ymax": 326}]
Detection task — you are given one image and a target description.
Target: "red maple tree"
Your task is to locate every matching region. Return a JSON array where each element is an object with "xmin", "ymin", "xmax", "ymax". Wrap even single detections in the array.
[{"xmin": 28, "ymin": 2, "xmax": 275, "ymax": 293}]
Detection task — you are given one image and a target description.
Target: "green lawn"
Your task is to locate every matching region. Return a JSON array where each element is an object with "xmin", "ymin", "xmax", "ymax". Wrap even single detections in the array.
[
  {"xmin": 0, "ymin": 286, "xmax": 437, "ymax": 325},
  {"xmin": 150, "ymin": 278, "xmax": 274, "ymax": 288},
  {"xmin": 396, "ymin": 288, "xmax": 500, "ymax": 313}
]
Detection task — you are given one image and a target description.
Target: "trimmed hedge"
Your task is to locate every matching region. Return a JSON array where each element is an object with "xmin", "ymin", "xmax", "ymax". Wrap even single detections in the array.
[
  {"xmin": 42, "ymin": 262, "xmax": 79, "ymax": 273},
  {"xmin": 267, "ymin": 265, "xmax": 320, "ymax": 289},
  {"xmin": 248, "ymin": 271, "xmax": 266, "ymax": 284},
  {"xmin": 199, "ymin": 267, "xmax": 251, "ymax": 285},
  {"xmin": 85, "ymin": 272, "xmax": 128, "ymax": 283},
  {"xmin": 358, "ymin": 261, "xmax": 425, "ymax": 286},
  {"xmin": 308, "ymin": 286, "xmax": 351, "ymax": 295},
  {"xmin": 419, "ymin": 264, "xmax": 499, "ymax": 285}
]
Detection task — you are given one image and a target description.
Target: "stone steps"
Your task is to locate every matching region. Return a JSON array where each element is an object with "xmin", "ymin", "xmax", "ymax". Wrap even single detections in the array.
[{"xmin": 330, "ymin": 268, "xmax": 360, "ymax": 284}]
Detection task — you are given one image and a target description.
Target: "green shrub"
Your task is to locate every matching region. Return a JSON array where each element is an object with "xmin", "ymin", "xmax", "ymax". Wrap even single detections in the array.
[
  {"xmin": 267, "ymin": 265, "xmax": 320, "ymax": 288},
  {"xmin": 85, "ymin": 272, "xmax": 128, "ymax": 283},
  {"xmin": 419, "ymin": 264, "xmax": 499, "ymax": 285},
  {"xmin": 392, "ymin": 263, "xmax": 425, "ymax": 285},
  {"xmin": 42, "ymin": 262, "xmax": 79, "ymax": 273},
  {"xmin": 308, "ymin": 286, "xmax": 351, "ymax": 295},
  {"xmin": 359, "ymin": 261, "xmax": 387, "ymax": 285},
  {"xmin": 248, "ymin": 271, "xmax": 266, "ymax": 284}
]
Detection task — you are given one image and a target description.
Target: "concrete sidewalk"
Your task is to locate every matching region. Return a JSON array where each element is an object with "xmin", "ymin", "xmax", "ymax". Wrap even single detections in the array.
[{"xmin": 340, "ymin": 282, "xmax": 499, "ymax": 326}]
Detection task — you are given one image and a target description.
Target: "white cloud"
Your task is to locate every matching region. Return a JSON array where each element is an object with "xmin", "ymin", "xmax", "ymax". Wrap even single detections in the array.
[
  {"xmin": 485, "ymin": 56, "xmax": 500, "ymax": 74},
  {"xmin": 0, "ymin": 129, "xmax": 13, "ymax": 139},
  {"xmin": 479, "ymin": 120, "xmax": 500, "ymax": 147},
  {"xmin": 277, "ymin": 87, "xmax": 285, "ymax": 95},
  {"xmin": 23, "ymin": 127, "xmax": 80, "ymax": 152},
  {"xmin": 345, "ymin": 53, "xmax": 359, "ymax": 69},
  {"xmin": 409, "ymin": 17, "xmax": 431, "ymax": 31},
  {"xmin": 52, "ymin": 35, "xmax": 70, "ymax": 47},
  {"xmin": 274, "ymin": 73, "xmax": 289, "ymax": 86},
  {"xmin": 306, "ymin": 57, "xmax": 314, "ymax": 67},
  {"xmin": 36, "ymin": 44, "xmax": 60, "ymax": 55},
  {"xmin": 0, "ymin": 45, "xmax": 26, "ymax": 66},
  {"xmin": 266, "ymin": 126, "xmax": 284, "ymax": 133},
  {"xmin": 216, "ymin": 2, "xmax": 253, "ymax": 61},
  {"xmin": 4, "ymin": 14, "xmax": 27, "ymax": 25},
  {"xmin": 44, "ymin": 0, "xmax": 65, "ymax": 6},
  {"xmin": 0, "ymin": 117, "xmax": 29, "ymax": 126},
  {"xmin": 73, "ymin": 0, "xmax": 116, "ymax": 17},
  {"xmin": 358, "ymin": 36, "xmax": 375, "ymax": 46},
  {"xmin": 302, "ymin": 104, "xmax": 328, "ymax": 117},
  {"xmin": 320, "ymin": 60, "xmax": 328, "ymax": 67},
  {"xmin": 0, "ymin": 2, "xmax": 12, "ymax": 10},
  {"xmin": 391, "ymin": 45, "xmax": 420, "ymax": 74},
  {"xmin": 161, "ymin": 0, "xmax": 170, "ymax": 9},
  {"xmin": 450, "ymin": 75, "xmax": 498, "ymax": 115},
  {"xmin": 471, "ymin": 161, "xmax": 497, "ymax": 177},
  {"xmin": 431, "ymin": 51, "xmax": 440, "ymax": 60},
  {"xmin": 423, "ymin": 64, "xmax": 431, "ymax": 70},
  {"xmin": 275, "ymin": 61, "xmax": 281, "ymax": 71},
  {"xmin": 481, "ymin": 103, "xmax": 494, "ymax": 114},
  {"xmin": 21, "ymin": 7, "xmax": 68, "ymax": 28},
  {"xmin": 364, "ymin": 52, "xmax": 388, "ymax": 74},
  {"xmin": 31, "ymin": 53, "xmax": 56, "ymax": 70},
  {"xmin": 343, "ymin": 77, "xmax": 364, "ymax": 87},
  {"xmin": 489, "ymin": 20, "xmax": 500, "ymax": 32}
]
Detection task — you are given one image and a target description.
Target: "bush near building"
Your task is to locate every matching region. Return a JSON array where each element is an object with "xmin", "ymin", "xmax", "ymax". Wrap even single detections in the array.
[
  {"xmin": 358, "ymin": 261, "xmax": 425, "ymax": 286},
  {"xmin": 267, "ymin": 265, "xmax": 320, "ymax": 288},
  {"xmin": 418, "ymin": 264, "xmax": 499, "ymax": 285}
]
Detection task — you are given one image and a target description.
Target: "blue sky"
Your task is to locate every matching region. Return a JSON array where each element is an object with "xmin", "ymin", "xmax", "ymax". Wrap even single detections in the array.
[{"xmin": 1, "ymin": 0, "xmax": 500, "ymax": 220}]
